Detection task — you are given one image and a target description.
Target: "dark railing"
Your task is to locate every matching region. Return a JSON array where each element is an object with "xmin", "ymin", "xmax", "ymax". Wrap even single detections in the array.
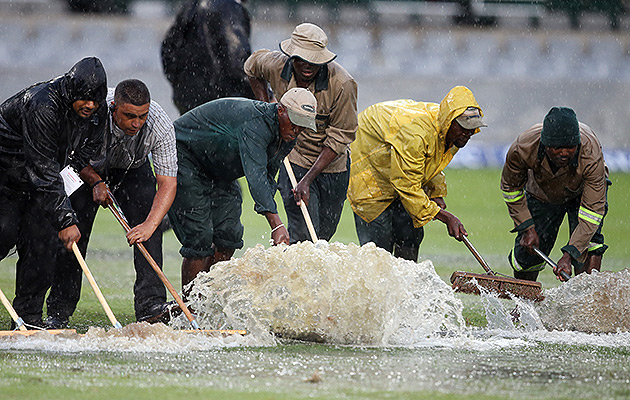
[
  {"xmin": 62, "ymin": 0, "xmax": 627, "ymax": 30},
  {"xmin": 251, "ymin": 0, "xmax": 626, "ymax": 30}
]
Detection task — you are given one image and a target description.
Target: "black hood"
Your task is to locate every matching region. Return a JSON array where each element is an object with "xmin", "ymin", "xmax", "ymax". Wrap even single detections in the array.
[
  {"xmin": 0, "ymin": 57, "xmax": 108, "ymax": 232},
  {"xmin": 63, "ymin": 57, "xmax": 107, "ymax": 104}
]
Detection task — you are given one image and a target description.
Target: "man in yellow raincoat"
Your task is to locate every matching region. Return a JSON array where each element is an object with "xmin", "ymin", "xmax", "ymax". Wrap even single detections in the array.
[{"xmin": 347, "ymin": 86, "xmax": 486, "ymax": 261}]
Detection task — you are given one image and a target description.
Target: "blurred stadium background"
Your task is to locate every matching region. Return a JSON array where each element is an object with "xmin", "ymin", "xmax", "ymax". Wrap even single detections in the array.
[{"xmin": 1, "ymin": 0, "xmax": 629, "ymax": 169}]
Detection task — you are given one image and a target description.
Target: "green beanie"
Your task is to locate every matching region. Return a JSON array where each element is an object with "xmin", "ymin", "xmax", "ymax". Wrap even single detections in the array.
[{"xmin": 540, "ymin": 107, "xmax": 580, "ymax": 147}]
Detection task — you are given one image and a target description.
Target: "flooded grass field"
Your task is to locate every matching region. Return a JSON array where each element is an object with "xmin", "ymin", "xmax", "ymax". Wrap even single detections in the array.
[
  {"xmin": 1, "ymin": 169, "xmax": 629, "ymax": 399},
  {"xmin": 2, "ymin": 311, "xmax": 630, "ymax": 399}
]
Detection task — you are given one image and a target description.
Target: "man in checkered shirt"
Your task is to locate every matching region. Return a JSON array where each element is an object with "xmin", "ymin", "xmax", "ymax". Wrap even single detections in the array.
[{"xmin": 45, "ymin": 79, "xmax": 178, "ymax": 328}]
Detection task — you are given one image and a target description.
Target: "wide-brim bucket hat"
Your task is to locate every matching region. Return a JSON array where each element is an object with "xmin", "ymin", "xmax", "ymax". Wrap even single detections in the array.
[{"xmin": 279, "ymin": 23, "xmax": 337, "ymax": 65}]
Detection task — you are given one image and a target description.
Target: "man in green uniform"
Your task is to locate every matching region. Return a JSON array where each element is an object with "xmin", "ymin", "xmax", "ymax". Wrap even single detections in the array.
[
  {"xmin": 347, "ymin": 86, "xmax": 486, "ymax": 261},
  {"xmin": 169, "ymin": 88, "xmax": 317, "ymax": 289},
  {"xmin": 501, "ymin": 107, "xmax": 609, "ymax": 282}
]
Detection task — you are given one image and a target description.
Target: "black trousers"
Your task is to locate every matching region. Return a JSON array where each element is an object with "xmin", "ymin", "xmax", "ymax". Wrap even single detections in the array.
[
  {"xmin": 353, "ymin": 198, "xmax": 425, "ymax": 261},
  {"xmin": 511, "ymin": 193, "xmax": 608, "ymax": 280},
  {"xmin": 277, "ymin": 160, "xmax": 349, "ymax": 244},
  {"xmin": 46, "ymin": 161, "xmax": 166, "ymax": 320},
  {"xmin": 1, "ymin": 188, "xmax": 57, "ymax": 324}
]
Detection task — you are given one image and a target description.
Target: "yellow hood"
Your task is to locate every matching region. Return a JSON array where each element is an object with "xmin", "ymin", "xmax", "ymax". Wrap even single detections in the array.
[{"xmin": 437, "ymin": 85, "xmax": 483, "ymax": 139}]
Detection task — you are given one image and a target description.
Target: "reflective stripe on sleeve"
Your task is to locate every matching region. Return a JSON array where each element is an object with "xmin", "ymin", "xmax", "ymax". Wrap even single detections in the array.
[
  {"xmin": 510, "ymin": 250, "xmax": 523, "ymax": 271},
  {"xmin": 588, "ymin": 243, "xmax": 604, "ymax": 252},
  {"xmin": 502, "ymin": 189, "xmax": 524, "ymax": 203},
  {"xmin": 578, "ymin": 206, "xmax": 603, "ymax": 226},
  {"xmin": 509, "ymin": 249, "xmax": 545, "ymax": 272}
]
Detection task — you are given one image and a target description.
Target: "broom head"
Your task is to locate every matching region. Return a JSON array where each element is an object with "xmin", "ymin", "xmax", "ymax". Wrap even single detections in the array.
[
  {"xmin": 450, "ymin": 271, "xmax": 544, "ymax": 302},
  {"xmin": 0, "ymin": 329, "xmax": 246, "ymax": 338},
  {"xmin": 0, "ymin": 329, "xmax": 78, "ymax": 337},
  {"xmin": 181, "ymin": 329, "xmax": 247, "ymax": 336}
]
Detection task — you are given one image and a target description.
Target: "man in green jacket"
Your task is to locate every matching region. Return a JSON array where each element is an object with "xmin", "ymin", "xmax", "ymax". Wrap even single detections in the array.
[{"xmin": 169, "ymin": 88, "xmax": 317, "ymax": 289}]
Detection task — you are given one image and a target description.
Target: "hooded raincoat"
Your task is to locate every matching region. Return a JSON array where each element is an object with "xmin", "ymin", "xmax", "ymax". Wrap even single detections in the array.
[
  {"xmin": 348, "ymin": 86, "xmax": 482, "ymax": 228},
  {"xmin": 0, "ymin": 57, "xmax": 107, "ymax": 231}
]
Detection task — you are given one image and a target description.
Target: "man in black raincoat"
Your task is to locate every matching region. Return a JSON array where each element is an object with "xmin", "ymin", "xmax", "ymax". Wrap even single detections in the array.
[
  {"xmin": 160, "ymin": 0, "xmax": 254, "ymax": 115},
  {"xmin": 0, "ymin": 57, "xmax": 107, "ymax": 329}
]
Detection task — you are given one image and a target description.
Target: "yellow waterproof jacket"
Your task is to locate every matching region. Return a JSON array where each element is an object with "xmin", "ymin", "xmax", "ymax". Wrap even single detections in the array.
[{"xmin": 348, "ymin": 86, "xmax": 482, "ymax": 228}]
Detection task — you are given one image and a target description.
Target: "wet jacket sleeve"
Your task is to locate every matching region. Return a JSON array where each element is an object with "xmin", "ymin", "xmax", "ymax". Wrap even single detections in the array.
[
  {"xmin": 563, "ymin": 151, "xmax": 608, "ymax": 260},
  {"xmin": 423, "ymin": 172, "xmax": 447, "ymax": 199},
  {"xmin": 322, "ymin": 78, "xmax": 358, "ymax": 155},
  {"xmin": 389, "ymin": 122, "xmax": 441, "ymax": 228},
  {"xmin": 239, "ymin": 126, "xmax": 278, "ymax": 215},
  {"xmin": 22, "ymin": 103, "xmax": 78, "ymax": 231},
  {"xmin": 500, "ymin": 139, "xmax": 534, "ymax": 232}
]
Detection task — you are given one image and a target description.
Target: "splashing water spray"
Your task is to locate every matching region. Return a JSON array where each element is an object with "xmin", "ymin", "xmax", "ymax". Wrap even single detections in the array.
[{"xmin": 175, "ymin": 241, "xmax": 466, "ymax": 345}]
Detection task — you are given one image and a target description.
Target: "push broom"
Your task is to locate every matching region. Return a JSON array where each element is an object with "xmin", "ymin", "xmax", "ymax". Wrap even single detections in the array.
[
  {"xmin": 0, "ymin": 243, "xmax": 120, "ymax": 336},
  {"xmin": 106, "ymin": 190, "xmax": 246, "ymax": 336},
  {"xmin": 0, "ymin": 277, "xmax": 79, "ymax": 337},
  {"xmin": 533, "ymin": 246, "xmax": 571, "ymax": 281},
  {"xmin": 450, "ymin": 235, "xmax": 544, "ymax": 302},
  {"xmin": 72, "ymin": 242, "xmax": 123, "ymax": 329},
  {"xmin": 0, "ymin": 286, "xmax": 30, "ymax": 336}
]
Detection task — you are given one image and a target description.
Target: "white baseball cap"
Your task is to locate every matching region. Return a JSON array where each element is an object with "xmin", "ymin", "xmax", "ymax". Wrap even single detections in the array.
[
  {"xmin": 279, "ymin": 88, "xmax": 317, "ymax": 131},
  {"xmin": 455, "ymin": 107, "xmax": 487, "ymax": 130}
]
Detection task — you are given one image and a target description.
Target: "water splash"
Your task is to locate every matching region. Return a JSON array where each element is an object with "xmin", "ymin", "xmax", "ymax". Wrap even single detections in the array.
[
  {"xmin": 2, "ymin": 250, "xmax": 629, "ymax": 353},
  {"xmin": 537, "ymin": 269, "xmax": 630, "ymax": 333},
  {"xmin": 472, "ymin": 280, "xmax": 545, "ymax": 332},
  {"xmin": 177, "ymin": 241, "xmax": 466, "ymax": 345}
]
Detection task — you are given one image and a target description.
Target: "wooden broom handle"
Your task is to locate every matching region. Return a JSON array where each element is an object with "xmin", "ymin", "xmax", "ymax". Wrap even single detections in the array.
[
  {"xmin": 283, "ymin": 157, "xmax": 318, "ymax": 242},
  {"xmin": 0, "ymin": 287, "xmax": 27, "ymax": 331},
  {"xmin": 462, "ymin": 236, "xmax": 495, "ymax": 275},
  {"xmin": 72, "ymin": 242, "xmax": 122, "ymax": 329},
  {"xmin": 106, "ymin": 193, "xmax": 200, "ymax": 329}
]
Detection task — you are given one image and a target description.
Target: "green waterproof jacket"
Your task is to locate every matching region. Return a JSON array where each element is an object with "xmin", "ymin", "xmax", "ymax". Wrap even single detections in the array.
[
  {"xmin": 348, "ymin": 86, "xmax": 483, "ymax": 228},
  {"xmin": 174, "ymin": 98, "xmax": 294, "ymax": 214}
]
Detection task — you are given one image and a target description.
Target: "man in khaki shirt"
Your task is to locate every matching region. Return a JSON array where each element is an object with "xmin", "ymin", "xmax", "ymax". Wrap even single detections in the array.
[
  {"xmin": 244, "ymin": 23, "xmax": 358, "ymax": 243},
  {"xmin": 501, "ymin": 107, "xmax": 609, "ymax": 282}
]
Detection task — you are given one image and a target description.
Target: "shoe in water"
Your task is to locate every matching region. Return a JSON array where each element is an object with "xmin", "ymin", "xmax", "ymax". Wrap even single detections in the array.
[
  {"xmin": 167, "ymin": 300, "xmax": 184, "ymax": 317},
  {"xmin": 137, "ymin": 303, "xmax": 171, "ymax": 324},
  {"xmin": 44, "ymin": 315, "xmax": 69, "ymax": 329}
]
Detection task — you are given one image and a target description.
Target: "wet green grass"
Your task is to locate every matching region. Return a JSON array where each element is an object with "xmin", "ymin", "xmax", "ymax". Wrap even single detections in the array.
[
  {"xmin": 1, "ymin": 168, "xmax": 629, "ymax": 400},
  {"xmin": 2, "ymin": 168, "xmax": 629, "ymax": 329},
  {"xmin": 2, "ymin": 341, "xmax": 629, "ymax": 400}
]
